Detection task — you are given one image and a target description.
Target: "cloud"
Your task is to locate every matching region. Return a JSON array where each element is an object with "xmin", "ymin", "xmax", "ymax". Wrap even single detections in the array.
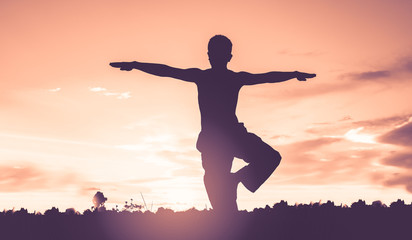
[
  {"xmin": 278, "ymin": 55, "xmax": 412, "ymax": 98},
  {"xmin": 266, "ymin": 131, "xmax": 394, "ymax": 187},
  {"xmin": 344, "ymin": 127, "xmax": 376, "ymax": 144},
  {"xmin": 78, "ymin": 187, "xmax": 101, "ymax": 196},
  {"xmin": 378, "ymin": 121, "xmax": 412, "ymax": 146},
  {"xmin": 353, "ymin": 115, "xmax": 411, "ymax": 130},
  {"xmin": 0, "ymin": 165, "xmax": 48, "ymax": 192},
  {"xmin": 277, "ymin": 49, "xmax": 324, "ymax": 57},
  {"xmin": 274, "ymin": 143, "xmax": 382, "ymax": 186},
  {"xmin": 398, "ymin": 57, "xmax": 412, "ymax": 72},
  {"xmin": 245, "ymin": 80, "xmax": 354, "ymax": 102},
  {"xmin": 301, "ymin": 114, "xmax": 412, "ymax": 188},
  {"xmin": 156, "ymin": 150, "xmax": 202, "ymax": 177},
  {"xmin": 281, "ymin": 137, "xmax": 342, "ymax": 152},
  {"xmin": 346, "ymin": 71, "xmax": 391, "ymax": 80},
  {"xmin": 339, "ymin": 115, "xmax": 353, "ymax": 121},
  {"xmin": 342, "ymin": 56, "xmax": 412, "ymax": 82},
  {"xmin": 360, "ymin": 115, "xmax": 412, "ymax": 193},
  {"xmin": 382, "ymin": 152, "xmax": 412, "ymax": 169},
  {"xmin": 48, "ymin": 87, "xmax": 61, "ymax": 92},
  {"xmin": 116, "ymin": 144, "xmax": 150, "ymax": 151},
  {"xmin": 89, "ymin": 87, "xmax": 107, "ymax": 92},
  {"xmin": 127, "ymin": 177, "xmax": 172, "ymax": 185},
  {"xmin": 83, "ymin": 187, "xmax": 101, "ymax": 191},
  {"xmin": 89, "ymin": 86, "xmax": 131, "ymax": 99},
  {"xmin": 383, "ymin": 173, "xmax": 412, "ymax": 193},
  {"xmin": 0, "ymin": 164, "xmax": 79, "ymax": 192},
  {"xmin": 305, "ymin": 114, "xmax": 412, "ymax": 138},
  {"xmin": 245, "ymin": 58, "xmax": 412, "ymax": 101},
  {"xmin": 103, "ymin": 91, "xmax": 131, "ymax": 99},
  {"xmin": 401, "ymin": 58, "xmax": 412, "ymax": 73}
]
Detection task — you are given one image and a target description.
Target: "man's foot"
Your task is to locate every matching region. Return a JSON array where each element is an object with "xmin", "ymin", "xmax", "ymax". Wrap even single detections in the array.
[{"xmin": 233, "ymin": 166, "xmax": 258, "ymax": 193}]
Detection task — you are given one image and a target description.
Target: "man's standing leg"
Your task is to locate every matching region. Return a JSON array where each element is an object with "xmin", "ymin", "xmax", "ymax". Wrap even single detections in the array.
[{"xmin": 202, "ymin": 152, "xmax": 238, "ymax": 212}]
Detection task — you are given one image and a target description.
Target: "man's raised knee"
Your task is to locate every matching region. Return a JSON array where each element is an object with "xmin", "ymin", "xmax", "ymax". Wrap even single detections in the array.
[{"xmin": 269, "ymin": 149, "xmax": 281, "ymax": 170}]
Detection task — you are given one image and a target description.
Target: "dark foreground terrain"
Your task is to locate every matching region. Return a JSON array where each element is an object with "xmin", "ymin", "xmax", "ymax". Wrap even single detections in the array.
[{"xmin": 1, "ymin": 200, "xmax": 411, "ymax": 240}]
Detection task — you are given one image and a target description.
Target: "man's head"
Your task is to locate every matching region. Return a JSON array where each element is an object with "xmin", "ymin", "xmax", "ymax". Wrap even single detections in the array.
[{"xmin": 208, "ymin": 35, "xmax": 232, "ymax": 69}]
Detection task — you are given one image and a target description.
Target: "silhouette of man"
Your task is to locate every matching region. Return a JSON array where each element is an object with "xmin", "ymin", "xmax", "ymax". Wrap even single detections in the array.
[{"xmin": 110, "ymin": 35, "xmax": 315, "ymax": 212}]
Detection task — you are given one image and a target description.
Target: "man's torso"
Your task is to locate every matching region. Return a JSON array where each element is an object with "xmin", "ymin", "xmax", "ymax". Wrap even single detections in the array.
[{"xmin": 195, "ymin": 69, "xmax": 243, "ymax": 132}]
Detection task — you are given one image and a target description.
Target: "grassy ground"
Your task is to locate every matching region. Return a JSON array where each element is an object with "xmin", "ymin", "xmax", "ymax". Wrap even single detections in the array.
[{"xmin": 1, "ymin": 200, "xmax": 411, "ymax": 240}]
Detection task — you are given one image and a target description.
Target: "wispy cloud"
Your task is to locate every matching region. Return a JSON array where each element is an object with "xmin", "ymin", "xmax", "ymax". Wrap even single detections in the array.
[
  {"xmin": 89, "ymin": 87, "xmax": 131, "ymax": 99},
  {"xmin": 277, "ymin": 49, "xmax": 324, "ymax": 57},
  {"xmin": 0, "ymin": 165, "xmax": 48, "ymax": 192},
  {"xmin": 103, "ymin": 91, "xmax": 131, "ymax": 99},
  {"xmin": 378, "ymin": 119, "xmax": 412, "ymax": 147},
  {"xmin": 345, "ymin": 71, "xmax": 391, "ymax": 80},
  {"xmin": 89, "ymin": 87, "xmax": 107, "ymax": 92},
  {"xmin": 341, "ymin": 56, "xmax": 412, "ymax": 82},
  {"xmin": 359, "ymin": 115, "xmax": 412, "ymax": 194},
  {"xmin": 244, "ymin": 57, "xmax": 412, "ymax": 103},
  {"xmin": 0, "ymin": 164, "xmax": 78, "ymax": 193},
  {"xmin": 0, "ymin": 132, "xmax": 111, "ymax": 148},
  {"xmin": 402, "ymin": 59, "xmax": 412, "ymax": 73},
  {"xmin": 382, "ymin": 152, "xmax": 412, "ymax": 169},
  {"xmin": 353, "ymin": 115, "xmax": 411, "ymax": 130},
  {"xmin": 274, "ymin": 136, "xmax": 383, "ymax": 186},
  {"xmin": 280, "ymin": 137, "xmax": 342, "ymax": 152},
  {"xmin": 157, "ymin": 150, "xmax": 202, "ymax": 177},
  {"xmin": 384, "ymin": 173, "xmax": 412, "ymax": 193},
  {"xmin": 48, "ymin": 87, "xmax": 61, "ymax": 92},
  {"xmin": 344, "ymin": 127, "xmax": 377, "ymax": 144},
  {"xmin": 116, "ymin": 144, "xmax": 150, "ymax": 151},
  {"xmin": 271, "ymin": 114, "xmax": 412, "ymax": 188}
]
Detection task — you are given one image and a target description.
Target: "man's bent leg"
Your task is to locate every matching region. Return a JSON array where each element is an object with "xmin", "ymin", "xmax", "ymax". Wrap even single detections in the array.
[
  {"xmin": 202, "ymin": 153, "xmax": 238, "ymax": 212},
  {"xmin": 235, "ymin": 133, "xmax": 281, "ymax": 193}
]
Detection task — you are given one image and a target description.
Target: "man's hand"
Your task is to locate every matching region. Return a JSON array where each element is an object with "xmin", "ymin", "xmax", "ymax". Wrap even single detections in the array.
[
  {"xmin": 296, "ymin": 71, "xmax": 316, "ymax": 81},
  {"xmin": 110, "ymin": 62, "xmax": 135, "ymax": 71}
]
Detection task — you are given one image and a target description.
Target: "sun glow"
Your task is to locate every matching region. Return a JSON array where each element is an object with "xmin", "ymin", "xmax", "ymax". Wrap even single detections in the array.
[
  {"xmin": 155, "ymin": 178, "xmax": 206, "ymax": 211},
  {"xmin": 344, "ymin": 127, "xmax": 376, "ymax": 144}
]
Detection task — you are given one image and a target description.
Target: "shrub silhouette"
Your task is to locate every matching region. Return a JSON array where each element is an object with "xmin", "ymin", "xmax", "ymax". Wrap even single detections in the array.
[
  {"xmin": 65, "ymin": 208, "xmax": 79, "ymax": 215},
  {"xmin": 390, "ymin": 199, "xmax": 406, "ymax": 208},
  {"xmin": 44, "ymin": 206, "xmax": 60, "ymax": 216},
  {"xmin": 92, "ymin": 191, "xmax": 107, "ymax": 212},
  {"xmin": 122, "ymin": 198, "xmax": 143, "ymax": 212}
]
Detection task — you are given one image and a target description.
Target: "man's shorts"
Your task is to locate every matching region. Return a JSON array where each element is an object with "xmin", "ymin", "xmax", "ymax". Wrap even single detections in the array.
[{"xmin": 196, "ymin": 122, "xmax": 274, "ymax": 163}]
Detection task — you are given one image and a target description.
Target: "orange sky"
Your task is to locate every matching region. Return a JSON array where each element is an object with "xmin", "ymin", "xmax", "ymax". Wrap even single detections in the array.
[{"xmin": 1, "ymin": 0, "xmax": 412, "ymax": 212}]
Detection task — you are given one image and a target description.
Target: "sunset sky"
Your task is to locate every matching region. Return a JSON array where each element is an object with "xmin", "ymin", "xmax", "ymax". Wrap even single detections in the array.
[{"xmin": 1, "ymin": 0, "xmax": 412, "ymax": 212}]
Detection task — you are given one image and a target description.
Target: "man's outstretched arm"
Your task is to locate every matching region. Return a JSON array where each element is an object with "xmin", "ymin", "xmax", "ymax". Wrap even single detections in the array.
[
  {"xmin": 110, "ymin": 61, "xmax": 201, "ymax": 83},
  {"xmin": 239, "ymin": 71, "xmax": 316, "ymax": 85}
]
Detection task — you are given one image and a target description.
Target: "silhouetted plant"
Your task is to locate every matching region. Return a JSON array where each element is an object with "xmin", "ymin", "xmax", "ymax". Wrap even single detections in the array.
[
  {"xmin": 83, "ymin": 209, "xmax": 93, "ymax": 215},
  {"xmin": 371, "ymin": 200, "xmax": 386, "ymax": 208},
  {"xmin": 13, "ymin": 208, "xmax": 28, "ymax": 216},
  {"xmin": 65, "ymin": 208, "xmax": 79, "ymax": 215},
  {"xmin": 273, "ymin": 200, "xmax": 288, "ymax": 209},
  {"xmin": 44, "ymin": 207, "xmax": 60, "ymax": 216},
  {"xmin": 156, "ymin": 207, "xmax": 174, "ymax": 215},
  {"xmin": 122, "ymin": 198, "xmax": 143, "ymax": 212},
  {"xmin": 4, "ymin": 208, "xmax": 15, "ymax": 216},
  {"xmin": 310, "ymin": 200, "xmax": 321, "ymax": 208},
  {"xmin": 321, "ymin": 200, "xmax": 335, "ymax": 209},
  {"xmin": 390, "ymin": 199, "xmax": 405, "ymax": 208},
  {"xmin": 111, "ymin": 205, "xmax": 120, "ymax": 212},
  {"xmin": 92, "ymin": 191, "xmax": 108, "ymax": 212},
  {"xmin": 351, "ymin": 199, "xmax": 366, "ymax": 208}
]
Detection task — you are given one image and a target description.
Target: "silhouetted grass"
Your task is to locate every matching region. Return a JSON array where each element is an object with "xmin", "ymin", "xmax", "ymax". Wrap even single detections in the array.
[{"xmin": 1, "ymin": 199, "xmax": 411, "ymax": 240}]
